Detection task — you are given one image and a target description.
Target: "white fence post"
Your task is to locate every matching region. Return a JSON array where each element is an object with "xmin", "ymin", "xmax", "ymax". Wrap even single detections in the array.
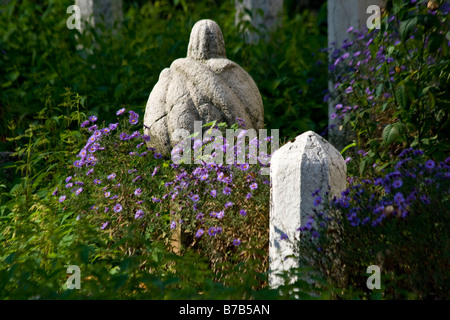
[{"xmin": 269, "ymin": 131, "xmax": 347, "ymax": 288}]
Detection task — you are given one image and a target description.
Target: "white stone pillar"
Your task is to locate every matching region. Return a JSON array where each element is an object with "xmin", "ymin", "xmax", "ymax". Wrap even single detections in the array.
[
  {"xmin": 327, "ymin": 0, "xmax": 386, "ymax": 147},
  {"xmin": 235, "ymin": 0, "xmax": 284, "ymax": 43},
  {"xmin": 269, "ymin": 131, "xmax": 347, "ymax": 288},
  {"xmin": 328, "ymin": 0, "xmax": 386, "ymax": 49}
]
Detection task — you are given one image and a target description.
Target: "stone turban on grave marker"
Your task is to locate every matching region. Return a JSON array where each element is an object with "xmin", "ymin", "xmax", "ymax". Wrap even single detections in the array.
[{"xmin": 143, "ymin": 19, "xmax": 264, "ymax": 154}]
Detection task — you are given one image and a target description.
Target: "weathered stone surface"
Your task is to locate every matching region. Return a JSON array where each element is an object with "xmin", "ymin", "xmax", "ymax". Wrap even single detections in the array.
[
  {"xmin": 269, "ymin": 131, "xmax": 347, "ymax": 288},
  {"xmin": 144, "ymin": 19, "xmax": 264, "ymax": 155},
  {"xmin": 235, "ymin": 0, "xmax": 284, "ymax": 43}
]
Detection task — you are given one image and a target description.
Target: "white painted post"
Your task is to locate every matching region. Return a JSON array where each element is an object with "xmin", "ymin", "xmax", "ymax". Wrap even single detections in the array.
[
  {"xmin": 269, "ymin": 131, "xmax": 347, "ymax": 288},
  {"xmin": 235, "ymin": 0, "xmax": 284, "ymax": 43}
]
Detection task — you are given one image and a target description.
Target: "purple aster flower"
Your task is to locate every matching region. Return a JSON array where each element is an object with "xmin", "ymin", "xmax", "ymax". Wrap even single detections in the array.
[
  {"xmin": 420, "ymin": 194, "xmax": 430, "ymax": 204},
  {"xmin": 217, "ymin": 210, "xmax": 225, "ymax": 219},
  {"xmin": 190, "ymin": 194, "xmax": 200, "ymax": 202},
  {"xmin": 65, "ymin": 182, "xmax": 73, "ymax": 189},
  {"xmin": 280, "ymin": 233, "xmax": 288, "ymax": 241},
  {"xmin": 223, "ymin": 187, "xmax": 232, "ymax": 195},
  {"xmin": 249, "ymin": 182, "xmax": 258, "ymax": 190},
  {"xmin": 78, "ymin": 149, "xmax": 87, "ymax": 158},
  {"xmin": 59, "ymin": 195, "xmax": 66, "ymax": 203},
  {"xmin": 200, "ymin": 173, "xmax": 209, "ymax": 181},
  {"xmin": 52, "ymin": 188, "xmax": 58, "ymax": 196},
  {"xmin": 119, "ymin": 132, "xmax": 128, "ymax": 140},
  {"xmin": 75, "ymin": 187, "xmax": 83, "ymax": 195},
  {"xmin": 246, "ymin": 193, "xmax": 252, "ymax": 199},
  {"xmin": 65, "ymin": 176, "xmax": 72, "ymax": 183},
  {"xmin": 107, "ymin": 173, "xmax": 116, "ymax": 180},
  {"xmin": 109, "ymin": 123, "xmax": 118, "ymax": 130},
  {"xmin": 73, "ymin": 160, "xmax": 83, "ymax": 168},
  {"xmin": 233, "ymin": 239, "xmax": 241, "ymax": 246},
  {"xmin": 101, "ymin": 127, "xmax": 110, "ymax": 135},
  {"xmin": 170, "ymin": 221, "xmax": 177, "ymax": 229},
  {"xmin": 104, "ymin": 191, "xmax": 111, "ymax": 198},
  {"xmin": 86, "ymin": 168, "xmax": 94, "ymax": 176},
  {"xmin": 142, "ymin": 134, "xmax": 150, "ymax": 142},
  {"xmin": 239, "ymin": 209, "xmax": 247, "ymax": 216},
  {"xmin": 393, "ymin": 179, "xmax": 403, "ymax": 189},
  {"xmin": 313, "ymin": 196, "xmax": 322, "ymax": 207},
  {"xmin": 240, "ymin": 163, "xmax": 250, "ymax": 171},
  {"xmin": 101, "ymin": 222, "xmax": 109, "ymax": 230},
  {"xmin": 105, "ymin": 207, "xmax": 109, "ymax": 213},
  {"xmin": 134, "ymin": 188, "xmax": 142, "ymax": 196},
  {"xmin": 81, "ymin": 120, "xmax": 90, "ymax": 128},
  {"xmin": 129, "ymin": 118, "xmax": 138, "ymax": 125},
  {"xmin": 89, "ymin": 115, "xmax": 97, "ymax": 122},
  {"xmin": 330, "ymin": 113, "xmax": 337, "ymax": 120},
  {"xmin": 210, "ymin": 190, "xmax": 217, "ymax": 198},
  {"xmin": 196, "ymin": 213, "xmax": 204, "ymax": 220},
  {"xmin": 129, "ymin": 131, "xmax": 140, "ymax": 139},
  {"xmin": 208, "ymin": 227, "xmax": 217, "ymax": 236},
  {"xmin": 129, "ymin": 110, "xmax": 139, "ymax": 119},
  {"xmin": 425, "ymin": 160, "xmax": 435, "ymax": 169},
  {"xmin": 345, "ymin": 86, "xmax": 354, "ymax": 94},
  {"xmin": 195, "ymin": 229, "xmax": 204, "ymax": 238},
  {"xmin": 116, "ymin": 108, "xmax": 125, "ymax": 115},
  {"xmin": 394, "ymin": 192, "xmax": 404, "ymax": 205},
  {"xmin": 154, "ymin": 153, "xmax": 162, "ymax": 159},
  {"xmin": 88, "ymin": 135, "xmax": 97, "ymax": 144},
  {"xmin": 88, "ymin": 125, "xmax": 98, "ymax": 133},
  {"xmin": 193, "ymin": 139, "xmax": 202, "ymax": 150},
  {"xmin": 135, "ymin": 209, "xmax": 144, "ymax": 219},
  {"xmin": 224, "ymin": 201, "xmax": 233, "ymax": 208},
  {"xmin": 113, "ymin": 204, "xmax": 123, "ymax": 213}
]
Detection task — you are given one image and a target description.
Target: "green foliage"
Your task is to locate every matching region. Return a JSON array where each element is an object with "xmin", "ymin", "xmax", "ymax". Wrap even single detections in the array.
[
  {"xmin": 330, "ymin": 0, "xmax": 450, "ymax": 175},
  {"xmin": 298, "ymin": 152, "xmax": 450, "ymax": 300},
  {"xmin": 0, "ymin": 0, "xmax": 328, "ymax": 150}
]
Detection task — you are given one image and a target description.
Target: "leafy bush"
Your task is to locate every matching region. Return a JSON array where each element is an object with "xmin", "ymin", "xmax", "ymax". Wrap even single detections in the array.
[
  {"xmin": 298, "ymin": 150, "xmax": 450, "ymax": 299},
  {"xmin": 0, "ymin": 0, "xmax": 328, "ymax": 150},
  {"xmin": 328, "ymin": 0, "xmax": 450, "ymax": 174}
]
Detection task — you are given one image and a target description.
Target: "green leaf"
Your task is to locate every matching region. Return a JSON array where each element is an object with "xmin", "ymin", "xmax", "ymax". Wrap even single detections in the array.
[
  {"xmin": 400, "ymin": 17, "xmax": 418, "ymax": 41},
  {"xmin": 382, "ymin": 123, "xmax": 404, "ymax": 145},
  {"xmin": 395, "ymin": 85, "xmax": 408, "ymax": 109},
  {"xmin": 428, "ymin": 34, "xmax": 443, "ymax": 53},
  {"xmin": 359, "ymin": 159, "xmax": 366, "ymax": 175},
  {"xmin": 392, "ymin": 0, "xmax": 403, "ymax": 14}
]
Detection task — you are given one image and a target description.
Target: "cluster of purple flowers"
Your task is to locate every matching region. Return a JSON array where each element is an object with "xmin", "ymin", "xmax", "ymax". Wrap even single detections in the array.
[
  {"xmin": 54, "ymin": 108, "xmax": 165, "ymax": 230},
  {"xmin": 327, "ymin": 0, "xmax": 450, "ymax": 126},
  {"xmin": 301, "ymin": 150, "xmax": 449, "ymax": 242},
  {"xmin": 161, "ymin": 121, "xmax": 272, "ymax": 246}
]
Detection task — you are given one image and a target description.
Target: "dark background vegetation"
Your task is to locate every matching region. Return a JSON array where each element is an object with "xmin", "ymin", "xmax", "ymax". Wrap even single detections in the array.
[{"xmin": 0, "ymin": 0, "xmax": 329, "ymax": 153}]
